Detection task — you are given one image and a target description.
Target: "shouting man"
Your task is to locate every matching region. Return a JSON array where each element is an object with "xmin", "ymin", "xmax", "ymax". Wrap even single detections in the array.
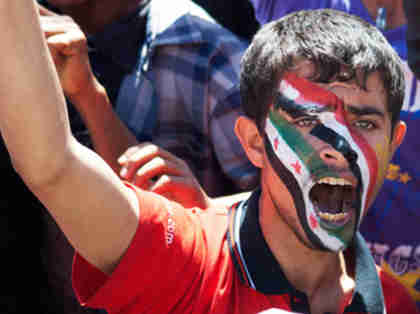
[{"xmin": 0, "ymin": 2, "xmax": 417, "ymax": 313}]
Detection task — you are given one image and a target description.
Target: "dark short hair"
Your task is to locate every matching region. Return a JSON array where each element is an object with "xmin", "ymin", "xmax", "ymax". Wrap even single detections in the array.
[{"xmin": 240, "ymin": 9, "xmax": 405, "ymax": 132}]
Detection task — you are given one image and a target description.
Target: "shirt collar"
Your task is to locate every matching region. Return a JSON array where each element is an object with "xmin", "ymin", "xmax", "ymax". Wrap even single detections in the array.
[
  {"xmin": 228, "ymin": 189, "xmax": 386, "ymax": 313},
  {"xmin": 145, "ymin": 0, "xmax": 216, "ymax": 47}
]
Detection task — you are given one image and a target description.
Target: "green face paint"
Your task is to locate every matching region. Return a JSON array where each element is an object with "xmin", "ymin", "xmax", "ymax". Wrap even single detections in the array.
[
  {"xmin": 264, "ymin": 74, "xmax": 374, "ymax": 251},
  {"xmin": 268, "ymin": 110, "xmax": 337, "ymax": 181}
]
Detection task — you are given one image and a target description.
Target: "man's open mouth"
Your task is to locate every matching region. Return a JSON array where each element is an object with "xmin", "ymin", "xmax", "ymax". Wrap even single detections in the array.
[{"xmin": 309, "ymin": 177, "xmax": 357, "ymax": 228}]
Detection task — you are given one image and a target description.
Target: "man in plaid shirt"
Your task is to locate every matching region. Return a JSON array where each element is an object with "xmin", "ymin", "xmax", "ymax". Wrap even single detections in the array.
[
  {"xmin": 36, "ymin": 0, "xmax": 258, "ymax": 313},
  {"xmin": 40, "ymin": 0, "xmax": 258, "ymax": 201}
]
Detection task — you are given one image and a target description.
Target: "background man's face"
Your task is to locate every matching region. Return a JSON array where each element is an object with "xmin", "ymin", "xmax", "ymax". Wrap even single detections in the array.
[{"xmin": 264, "ymin": 69, "xmax": 397, "ymax": 251}]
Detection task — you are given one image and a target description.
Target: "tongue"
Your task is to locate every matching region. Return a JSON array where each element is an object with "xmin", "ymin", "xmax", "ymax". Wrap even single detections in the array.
[
  {"xmin": 325, "ymin": 188, "xmax": 344, "ymax": 213},
  {"xmin": 318, "ymin": 202, "xmax": 342, "ymax": 214}
]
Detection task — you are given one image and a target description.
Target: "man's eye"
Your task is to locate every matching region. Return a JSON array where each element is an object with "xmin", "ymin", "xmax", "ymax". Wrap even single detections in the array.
[
  {"xmin": 295, "ymin": 117, "xmax": 318, "ymax": 128},
  {"xmin": 353, "ymin": 120, "xmax": 377, "ymax": 130}
]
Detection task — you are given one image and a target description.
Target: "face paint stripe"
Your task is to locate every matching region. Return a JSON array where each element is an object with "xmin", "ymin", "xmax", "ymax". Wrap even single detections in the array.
[
  {"xmin": 309, "ymin": 116, "xmax": 365, "ymax": 233},
  {"xmin": 332, "ymin": 104, "xmax": 378, "ymax": 217},
  {"xmin": 335, "ymin": 101, "xmax": 378, "ymax": 210},
  {"xmin": 275, "ymin": 93, "xmax": 325, "ymax": 119},
  {"xmin": 265, "ymin": 74, "xmax": 377, "ymax": 251},
  {"xmin": 318, "ymin": 112, "xmax": 372, "ymax": 220},
  {"xmin": 280, "ymin": 73, "xmax": 342, "ymax": 109},
  {"xmin": 265, "ymin": 116, "xmax": 311, "ymax": 181},
  {"xmin": 268, "ymin": 110, "xmax": 337, "ymax": 180},
  {"xmin": 310, "ymin": 124, "xmax": 358, "ymax": 165},
  {"xmin": 345, "ymin": 129, "xmax": 378, "ymax": 211},
  {"xmin": 265, "ymin": 118, "xmax": 348, "ymax": 251},
  {"xmin": 263, "ymin": 133, "xmax": 326, "ymax": 250}
]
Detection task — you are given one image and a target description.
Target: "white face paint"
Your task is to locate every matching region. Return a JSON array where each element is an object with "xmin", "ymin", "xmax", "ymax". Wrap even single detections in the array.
[{"xmin": 264, "ymin": 74, "xmax": 378, "ymax": 251}]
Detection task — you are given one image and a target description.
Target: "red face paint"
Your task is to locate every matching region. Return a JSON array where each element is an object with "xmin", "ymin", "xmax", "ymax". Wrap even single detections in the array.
[{"xmin": 265, "ymin": 73, "xmax": 379, "ymax": 251}]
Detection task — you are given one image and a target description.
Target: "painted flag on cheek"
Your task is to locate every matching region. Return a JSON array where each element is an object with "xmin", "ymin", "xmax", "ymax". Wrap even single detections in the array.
[
  {"xmin": 264, "ymin": 73, "xmax": 378, "ymax": 251},
  {"xmin": 265, "ymin": 112, "xmax": 350, "ymax": 251}
]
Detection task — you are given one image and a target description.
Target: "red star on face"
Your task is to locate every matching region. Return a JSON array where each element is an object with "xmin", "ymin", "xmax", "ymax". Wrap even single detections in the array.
[
  {"xmin": 291, "ymin": 160, "xmax": 301, "ymax": 175},
  {"xmin": 310, "ymin": 214, "xmax": 318, "ymax": 229},
  {"xmin": 274, "ymin": 137, "xmax": 279, "ymax": 150}
]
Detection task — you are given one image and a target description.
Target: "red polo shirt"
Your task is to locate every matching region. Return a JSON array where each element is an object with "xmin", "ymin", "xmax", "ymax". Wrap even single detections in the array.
[{"xmin": 73, "ymin": 186, "xmax": 418, "ymax": 313}]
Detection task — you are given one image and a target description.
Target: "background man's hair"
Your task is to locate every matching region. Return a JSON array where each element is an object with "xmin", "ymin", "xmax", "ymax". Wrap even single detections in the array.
[{"xmin": 240, "ymin": 9, "xmax": 404, "ymax": 132}]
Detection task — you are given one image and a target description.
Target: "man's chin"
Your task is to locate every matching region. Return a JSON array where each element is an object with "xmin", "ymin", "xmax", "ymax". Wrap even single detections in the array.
[
  {"xmin": 299, "ymin": 208, "xmax": 358, "ymax": 252},
  {"xmin": 319, "ymin": 218, "xmax": 357, "ymax": 251}
]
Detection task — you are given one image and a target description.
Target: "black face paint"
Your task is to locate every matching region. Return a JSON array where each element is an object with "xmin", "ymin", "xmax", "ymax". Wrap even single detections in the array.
[
  {"xmin": 310, "ymin": 123, "xmax": 363, "ymax": 239},
  {"xmin": 263, "ymin": 73, "xmax": 374, "ymax": 251},
  {"xmin": 264, "ymin": 135, "xmax": 327, "ymax": 250},
  {"xmin": 274, "ymin": 92, "xmax": 326, "ymax": 119},
  {"xmin": 310, "ymin": 124, "xmax": 358, "ymax": 165}
]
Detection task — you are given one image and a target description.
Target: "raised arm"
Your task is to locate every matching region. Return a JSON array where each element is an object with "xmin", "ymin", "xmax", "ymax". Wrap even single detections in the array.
[
  {"xmin": 0, "ymin": 0, "xmax": 139, "ymax": 274},
  {"xmin": 38, "ymin": 4, "xmax": 139, "ymax": 174}
]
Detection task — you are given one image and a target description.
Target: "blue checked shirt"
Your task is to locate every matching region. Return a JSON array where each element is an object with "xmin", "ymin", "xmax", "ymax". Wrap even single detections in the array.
[{"xmin": 115, "ymin": 0, "xmax": 259, "ymax": 196}]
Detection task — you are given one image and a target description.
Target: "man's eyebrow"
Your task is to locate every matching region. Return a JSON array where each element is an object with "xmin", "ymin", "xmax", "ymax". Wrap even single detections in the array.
[{"xmin": 346, "ymin": 105, "xmax": 386, "ymax": 118}]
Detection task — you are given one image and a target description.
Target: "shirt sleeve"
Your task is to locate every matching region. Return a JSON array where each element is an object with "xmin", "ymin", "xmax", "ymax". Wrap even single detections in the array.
[
  {"xmin": 208, "ymin": 35, "xmax": 260, "ymax": 191},
  {"xmin": 72, "ymin": 184, "xmax": 210, "ymax": 313},
  {"xmin": 210, "ymin": 84, "xmax": 259, "ymax": 191}
]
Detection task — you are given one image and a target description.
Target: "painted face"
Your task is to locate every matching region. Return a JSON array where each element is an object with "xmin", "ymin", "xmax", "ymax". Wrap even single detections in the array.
[{"xmin": 264, "ymin": 73, "xmax": 380, "ymax": 251}]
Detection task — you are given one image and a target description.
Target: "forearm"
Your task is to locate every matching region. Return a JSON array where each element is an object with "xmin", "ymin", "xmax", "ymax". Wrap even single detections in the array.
[
  {"xmin": 0, "ymin": 0, "xmax": 140, "ymax": 274},
  {"xmin": 0, "ymin": 0, "xmax": 72, "ymax": 184},
  {"xmin": 69, "ymin": 80, "xmax": 139, "ymax": 174}
]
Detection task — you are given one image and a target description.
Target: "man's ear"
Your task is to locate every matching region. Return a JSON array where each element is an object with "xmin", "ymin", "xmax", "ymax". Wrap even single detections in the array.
[
  {"xmin": 234, "ymin": 116, "xmax": 265, "ymax": 168},
  {"xmin": 391, "ymin": 120, "xmax": 406, "ymax": 155}
]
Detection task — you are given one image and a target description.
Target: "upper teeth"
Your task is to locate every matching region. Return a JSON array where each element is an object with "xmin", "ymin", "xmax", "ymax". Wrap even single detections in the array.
[{"xmin": 317, "ymin": 177, "xmax": 352, "ymax": 186}]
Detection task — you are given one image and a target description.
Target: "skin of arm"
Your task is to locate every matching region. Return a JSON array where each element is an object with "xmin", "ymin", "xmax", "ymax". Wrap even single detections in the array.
[
  {"xmin": 0, "ymin": 0, "xmax": 140, "ymax": 275},
  {"xmin": 39, "ymin": 4, "xmax": 249, "ymax": 211},
  {"xmin": 40, "ymin": 6, "xmax": 215, "ymax": 208},
  {"xmin": 70, "ymin": 78, "xmax": 140, "ymax": 173},
  {"xmin": 39, "ymin": 5, "xmax": 139, "ymax": 173},
  {"xmin": 118, "ymin": 144, "xmax": 251, "ymax": 209}
]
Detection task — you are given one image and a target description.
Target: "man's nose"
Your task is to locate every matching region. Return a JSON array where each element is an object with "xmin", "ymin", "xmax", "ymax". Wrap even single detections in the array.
[{"xmin": 319, "ymin": 146, "xmax": 357, "ymax": 168}]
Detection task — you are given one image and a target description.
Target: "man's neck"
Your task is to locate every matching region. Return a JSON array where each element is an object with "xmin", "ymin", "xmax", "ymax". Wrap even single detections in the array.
[
  {"xmin": 55, "ymin": 0, "xmax": 143, "ymax": 34},
  {"xmin": 258, "ymin": 192, "xmax": 355, "ymax": 313},
  {"xmin": 362, "ymin": 0, "xmax": 406, "ymax": 29}
]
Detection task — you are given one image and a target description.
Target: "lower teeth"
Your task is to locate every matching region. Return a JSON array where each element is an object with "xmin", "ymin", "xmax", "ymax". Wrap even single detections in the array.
[{"xmin": 319, "ymin": 211, "xmax": 348, "ymax": 222}]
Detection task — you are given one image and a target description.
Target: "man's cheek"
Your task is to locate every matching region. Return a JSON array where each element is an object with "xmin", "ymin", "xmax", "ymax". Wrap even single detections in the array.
[{"xmin": 373, "ymin": 136, "xmax": 391, "ymax": 181}]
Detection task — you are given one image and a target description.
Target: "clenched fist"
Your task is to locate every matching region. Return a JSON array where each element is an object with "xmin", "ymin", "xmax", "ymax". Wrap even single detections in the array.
[{"xmin": 39, "ymin": 4, "xmax": 97, "ymax": 103}]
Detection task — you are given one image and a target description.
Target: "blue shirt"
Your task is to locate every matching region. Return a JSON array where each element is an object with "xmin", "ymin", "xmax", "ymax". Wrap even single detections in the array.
[
  {"xmin": 41, "ymin": 0, "xmax": 259, "ymax": 196},
  {"xmin": 114, "ymin": 0, "xmax": 259, "ymax": 196}
]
